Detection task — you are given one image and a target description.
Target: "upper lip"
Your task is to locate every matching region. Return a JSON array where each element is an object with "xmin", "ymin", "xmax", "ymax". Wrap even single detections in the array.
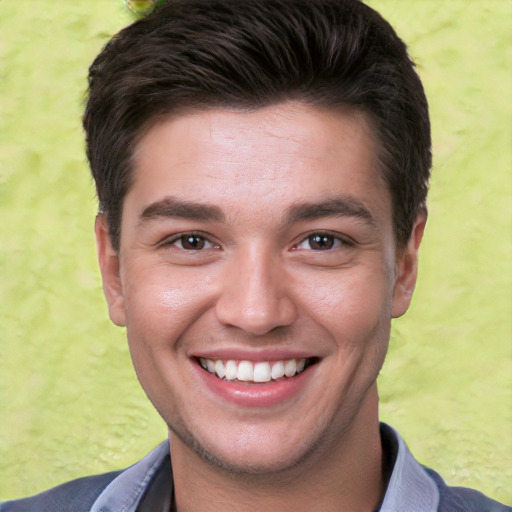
[{"xmin": 189, "ymin": 347, "xmax": 317, "ymax": 362}]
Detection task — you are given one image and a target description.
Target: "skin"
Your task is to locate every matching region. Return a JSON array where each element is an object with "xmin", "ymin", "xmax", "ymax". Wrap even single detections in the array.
[{"xmin": 96, "ymin": 103, "xmax": 425, "ymax": 511}]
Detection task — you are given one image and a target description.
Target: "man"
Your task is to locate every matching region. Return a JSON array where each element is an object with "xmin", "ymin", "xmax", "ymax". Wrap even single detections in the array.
[{"xmin": 1, "ymin": 0, "xmax": 509, "ymax": 511}]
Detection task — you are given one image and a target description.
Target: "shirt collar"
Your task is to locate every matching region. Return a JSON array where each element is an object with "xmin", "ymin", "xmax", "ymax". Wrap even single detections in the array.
[
  {"xmin": 379, "ymin": 423, "xmax": 440, "ymax": 512},
  {"xmin": 90, "ymin": 424, "xmax": 439, "ymax": 512},
  {"xmin": 90, "ymin": 440, "xmax": 171, "ymax": 512}
]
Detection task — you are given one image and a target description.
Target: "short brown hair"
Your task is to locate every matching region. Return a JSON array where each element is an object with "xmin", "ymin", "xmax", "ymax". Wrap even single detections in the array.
[{"xmin": 84, "ymin": 0, "xmax": 431, "ymax": 250}]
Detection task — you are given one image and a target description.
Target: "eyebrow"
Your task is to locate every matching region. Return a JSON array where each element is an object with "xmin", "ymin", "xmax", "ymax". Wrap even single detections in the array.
[
  {"xmin": 139, "ymin": 197, "xmax": 225, "ymax": 223},
  {"xmin": 138, "ymin": 195, "xmax": 375, "ymax": 227},
  {"xmin": 284, "ymin": 197, "xmax": 376, "ymax": 226}
]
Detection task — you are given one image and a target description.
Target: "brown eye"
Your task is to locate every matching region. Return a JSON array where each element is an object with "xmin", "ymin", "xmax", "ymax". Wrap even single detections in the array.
[
  {"xmin": 162, "ymin": 232, "xmax": 219, "ymax": 252},
  {"xmin": 293, "ymin": 232, "xmax": 347, "ymax": 252},
  {"xmin": 308, "ymin": 234, "xmax": 336, "ymax": 250},
  {"xmin": 180, "ymin": 235, "xmax": 207, "ymax": 250}
]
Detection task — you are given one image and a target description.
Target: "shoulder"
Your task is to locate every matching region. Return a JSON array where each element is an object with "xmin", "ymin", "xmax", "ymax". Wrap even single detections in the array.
[
  {"xmin": 0, "ymin": 441, "xmax": 171, "ymax": 512},
  {"xmin": 379, "ymin": 423, "xmax": 510, "ymax": 512},
  {"xmin": 0, "ymin": 470, "xmax": 122, "ymax": 512},
  {"xmin": 425, "ymin": 467, "xmax": 511, "ymax": 512}
]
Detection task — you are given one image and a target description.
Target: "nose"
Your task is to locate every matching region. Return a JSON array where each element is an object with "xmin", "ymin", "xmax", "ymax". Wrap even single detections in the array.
[{"xmin": 215, "ymin": 246, "xmax": 298, "ymax": 336}]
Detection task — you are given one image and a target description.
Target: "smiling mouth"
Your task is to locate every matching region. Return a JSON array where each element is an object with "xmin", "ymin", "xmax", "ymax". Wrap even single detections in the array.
[{"xmin": 198, "ymin": 357, "xmax": 316, "ymax": 383}]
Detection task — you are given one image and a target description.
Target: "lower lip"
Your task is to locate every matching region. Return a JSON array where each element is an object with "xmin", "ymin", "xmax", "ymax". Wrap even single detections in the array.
[{"xmin": 193, "ymin": 361, "xmax": 315, "ymax": 407}]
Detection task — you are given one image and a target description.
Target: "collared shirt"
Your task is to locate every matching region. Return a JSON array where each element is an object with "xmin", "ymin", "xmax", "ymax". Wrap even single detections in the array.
[
  {"xmin": 3, "ymin": 424, "xmax": 509, "ymax": 511},
  {"xmin": 89, "ymin": 424, "xmax": 441, "ymax": 512}
]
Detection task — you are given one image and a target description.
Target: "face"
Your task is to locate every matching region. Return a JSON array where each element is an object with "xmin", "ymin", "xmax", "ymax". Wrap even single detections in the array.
[{"xmin": 96, "ymin": 103, "xmax": 424, "ymax": 475}]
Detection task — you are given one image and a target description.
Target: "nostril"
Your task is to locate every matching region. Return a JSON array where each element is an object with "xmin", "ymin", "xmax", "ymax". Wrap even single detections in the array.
[{"xmin": 214, "ymin": 261, "xmax": 298, "ymax": 335}]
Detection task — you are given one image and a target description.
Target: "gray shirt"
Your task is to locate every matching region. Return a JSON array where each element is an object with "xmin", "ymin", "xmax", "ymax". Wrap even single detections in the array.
[{"xmin": 2, "ymin": 424, "xmax": 509, "ymax": 512}]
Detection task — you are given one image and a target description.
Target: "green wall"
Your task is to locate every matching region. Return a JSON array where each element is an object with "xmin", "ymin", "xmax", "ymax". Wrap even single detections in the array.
[{"xmin": 1, "ymin": 0, "xmax": 511, "ymax": 504}]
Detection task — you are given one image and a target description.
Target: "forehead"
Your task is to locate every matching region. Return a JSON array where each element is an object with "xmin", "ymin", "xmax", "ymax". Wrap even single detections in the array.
[{"xmin": 126, "ymin": 103, "xmax": 388, "ymax": 224}]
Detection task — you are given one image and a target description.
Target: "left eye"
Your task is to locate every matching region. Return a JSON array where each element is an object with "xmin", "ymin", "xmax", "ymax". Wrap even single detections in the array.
[
  {"xmin": 295, "ymin": 233, "xmax": 344, "ymax": 251},
  {"xmin": 169, "ymin": 234, "xmax": 217, "ymax": 251}
]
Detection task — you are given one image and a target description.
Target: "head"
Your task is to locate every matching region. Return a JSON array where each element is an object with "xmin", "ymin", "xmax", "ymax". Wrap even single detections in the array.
[
  {"xmin": 87, "ymin": 0, "xmax": 431, "ymax": 484},
  {"xmin": 84, "ymin": 0, "xmax": 431, "ymax": 253}
]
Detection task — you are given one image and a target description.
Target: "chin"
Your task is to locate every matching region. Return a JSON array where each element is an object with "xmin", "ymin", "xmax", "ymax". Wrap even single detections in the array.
[{"xmin": 168, "ymin": 418, "xmax": 323, "ymax": 477}]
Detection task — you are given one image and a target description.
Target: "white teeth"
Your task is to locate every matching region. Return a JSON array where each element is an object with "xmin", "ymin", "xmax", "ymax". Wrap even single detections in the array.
[
  {"xmin": 253, "ymin": 362, "xmax": 271, "ymax": 382},
  {"xmin": 200, "ymin": 357, "xmax": 308, "ymax": 382},
  {"xmin": 284, "ymin": 359, "xmax": 297, "ymax": 377},
  {"xmin": 271, "ymin": 361, "xmax": 285, "ymax": 379},
  {"xmin": 215, "ymin": 360, "xmax": 226, "ymax": 379},
  {"xmin": 225, "ymin": 360, "xmax": 238, "ymax": 380},
  {"xmin": 206, "ymin": 359, "xmax": 216, "ymax": 373},
  {"xmin": 237, "ymin": 360, "xmax": 254, "ymax": 381}
]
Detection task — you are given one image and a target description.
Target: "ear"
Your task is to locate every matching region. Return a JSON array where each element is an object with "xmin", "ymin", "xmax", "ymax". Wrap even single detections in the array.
[
  {"xmin": 391, "ymin": 213, "xmax": 427, "ymax": 318},
  {"xmin": 95, "ymin": 214, "xmax": 126, "ymax": 327}
]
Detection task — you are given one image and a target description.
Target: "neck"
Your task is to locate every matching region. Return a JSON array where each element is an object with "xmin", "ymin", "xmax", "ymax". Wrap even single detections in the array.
[{"xmin": 170, "ymin": 386, "xmax": 384, "ymax": 512}]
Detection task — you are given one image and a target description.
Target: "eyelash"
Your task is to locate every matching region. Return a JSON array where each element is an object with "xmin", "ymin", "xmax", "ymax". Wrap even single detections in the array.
[
  {"xmin": 160, "ymin": 232, "xmax": 220, "ymax": 251},
  {"xmin": 293, "ymin": 232, "xmax": 354, "ymax": 251},
  {"xmin": 160, "ymin": 231, "xmax": 352, "ymax": 252}
]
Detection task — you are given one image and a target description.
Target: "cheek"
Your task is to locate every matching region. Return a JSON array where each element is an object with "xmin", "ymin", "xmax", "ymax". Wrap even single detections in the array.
[
  {"xmin": 120, "ymin": 269, "xmax": 212, "ymax": 409},
  {"xmin": 297, "ymin": 267, "xmax": 394, "ymax": 343},
  {"xmin": 121, "ymin": 265, "xmax": 215, "ymax": 345}
]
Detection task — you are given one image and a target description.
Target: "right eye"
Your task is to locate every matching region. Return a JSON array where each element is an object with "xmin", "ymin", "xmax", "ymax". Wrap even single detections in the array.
[{"xmin": 164, "ymin": 233, "xmax": 219, "ymax": 251}]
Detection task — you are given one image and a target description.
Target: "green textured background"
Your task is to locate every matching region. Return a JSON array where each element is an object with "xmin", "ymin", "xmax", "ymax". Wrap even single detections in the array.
[{"xmin": 1, "ymin": 0, "xmax": 511, "ymax": 504}]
